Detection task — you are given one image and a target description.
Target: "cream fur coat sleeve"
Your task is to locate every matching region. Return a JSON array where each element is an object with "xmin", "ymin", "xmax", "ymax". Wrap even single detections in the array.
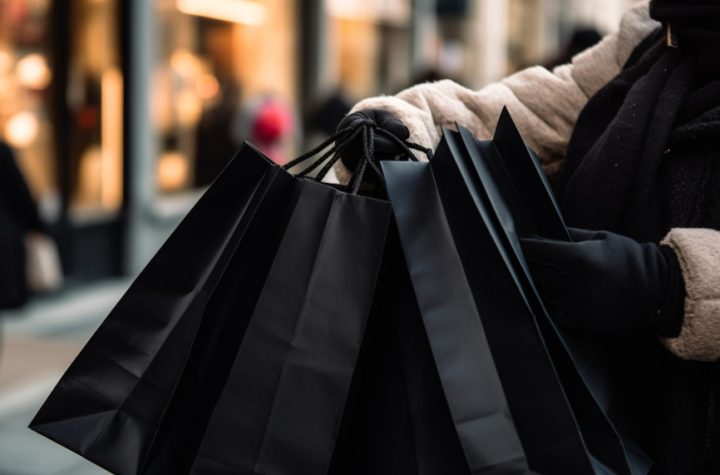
[
  {"xmin": 346, "ymin": 2, "xmax": 657, "ymax": 174},
  {"xmin": 346, "ymin": 1, "xmax": 720, "ymax": 362}
]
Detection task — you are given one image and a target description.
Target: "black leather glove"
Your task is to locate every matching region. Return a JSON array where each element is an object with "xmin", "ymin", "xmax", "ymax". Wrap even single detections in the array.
[
  {"xmin": 336, "ymin": 110, "xmax": 410, "ymax": 173},
  {"xmin": 520, "ymin": 228, "xmax": 685, "ymax": 337}
]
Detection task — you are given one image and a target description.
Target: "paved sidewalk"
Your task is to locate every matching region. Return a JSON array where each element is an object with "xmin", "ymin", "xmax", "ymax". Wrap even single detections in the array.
[
  {"xmin": 0, "ymin": 279, "xmax": 129, "ymax": 475},
  {"xmin": 0, "ymin": 384, "xmax": 108, "ymax": 475}
]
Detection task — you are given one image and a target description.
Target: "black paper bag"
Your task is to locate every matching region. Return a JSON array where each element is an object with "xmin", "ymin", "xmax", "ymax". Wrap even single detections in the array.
[
  {"xmin": 463, "ymin": 109, "xmax": 652, "ymax": 474},
  {"xmin": 489, "ymin": 108, "xmax": 570, "ymax": 241},
  {"xmin": 189, "ymin": 174, "xmax": 390, "ymax": 474},
  {"xmin": 430, "ymin": 131, "xmax": 597, "ymax": 474},
  {"xmin": 383, "ymin": 160, "xmax": 530, "ymax": 474},
  {"xmin": 453, "ymin": 124, "xmax": 631, "ymax": 473},
  {"xmin": 328, "ymin": 223, "xmax": 472, "ymax": 475},
  {"xmin": 30, "ymin": 143, "xmax": 391, "ymax": 475}
]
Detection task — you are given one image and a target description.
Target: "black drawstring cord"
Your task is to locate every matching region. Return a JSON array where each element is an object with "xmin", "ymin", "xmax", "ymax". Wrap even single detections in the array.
[
  {"xmin": 362, "ymin": 121, "xmax": 388, "ymax": 190},
  {"xmin": 374, "ymin": 127, "xmax": 433, "ymax": 161},
  {"xmin": 295, "ymin": 126, "xmax": 364, "ymax": 178},
  {"xmin": 406, "ymin": 141, "xmax": 434, "ymax": 160},
  {"xmin": 282, "ymin": 118, "xmax": 430, "ymax": 193},
  {"xmin": 350, "ymin": 153, "xmax": 369, "ymax": 194},
  {"xmin": 283, "ymin": 125, "xmax": 356, "ymax": 172},
  {"xmin": 282, "ymin": 119, "xmax": 376, "ymax": 173},
  {"xmin": 305, "ymin": 119, "xmax": 380, "ymax": 180}
]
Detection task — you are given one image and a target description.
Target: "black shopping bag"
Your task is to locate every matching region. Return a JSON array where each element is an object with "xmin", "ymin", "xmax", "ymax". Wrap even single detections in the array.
[
  {"xmin": 382, "ymin": 161, "xmax": 529, "ymax": 474},
  {"xmin": 451, "ymin": 123, "xmax": 632, "ymax": 474},
  {"xmin": 467, "ymin": 108, "xmax": 652, "ymax": 474},
  {"xmin": 459, "ymin": 124, "xmax": 629, "ymax": 473},
  {"xmin": 30, "ymin": 143, "xmax": 391, "ymax": 475},
  {"xmin": 187, "ymin": 167, "xmax": 391, "ymax": 474},
  {"xmin": 429, "ymin": 132, "xmax": 598, "ymax": 474},
  {"xmin": 329, "ymin": 223, "xmax": 474, "ymax": 475},
  {"xmin": 487, "ymin": 108, "xmax": 570, "ymax": 241}
]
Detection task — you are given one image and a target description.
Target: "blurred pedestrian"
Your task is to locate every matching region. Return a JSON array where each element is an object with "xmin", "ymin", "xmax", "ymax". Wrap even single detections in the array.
[
  {"xmin": 0, "ymin": 141, "xmax": 44, "ymax": 310},
  {"xmin": 0, "ymin": 141, "xmax": 44, "ymax": 367},
  {"xmin": 337, "ymin": 0, "xmax": 720, "ymax": 472},
  {"xmin": 245, "ymin": 96, "xmax": 295, "ymax": 165}
]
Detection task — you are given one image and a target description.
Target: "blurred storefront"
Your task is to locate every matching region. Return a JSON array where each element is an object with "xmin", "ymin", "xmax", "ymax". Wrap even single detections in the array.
[
  {"xmin": 0, "ymin": 0, "xmax": 637, "ymax": 286},
  {"xmin": 1, "ymin": 0, "xmax": 304, "ymax": 281},
  {"xmin": 0, "ymin": 0, "xmax": 125, "ymax": 282}
]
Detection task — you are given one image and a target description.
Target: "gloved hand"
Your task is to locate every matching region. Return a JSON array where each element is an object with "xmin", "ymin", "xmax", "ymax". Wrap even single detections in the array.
[
  {"xmin": 520, "ymin": 228, "xmax": 685, "ymax": 337},
  {"xmin": 336, "ymin": 109, "xmax": 410, "ymax": 173}
]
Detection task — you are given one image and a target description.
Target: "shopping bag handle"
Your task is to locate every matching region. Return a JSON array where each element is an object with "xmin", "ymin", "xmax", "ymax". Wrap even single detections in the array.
[{"xmin": 283, "ymin": 118, "xmax": 433, "ymax": 194}]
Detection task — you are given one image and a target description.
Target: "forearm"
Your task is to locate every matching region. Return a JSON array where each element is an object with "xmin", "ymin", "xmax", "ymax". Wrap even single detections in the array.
[{"xmin": 350, "ymin": 68, "xmax": 586, "ymax": 168}]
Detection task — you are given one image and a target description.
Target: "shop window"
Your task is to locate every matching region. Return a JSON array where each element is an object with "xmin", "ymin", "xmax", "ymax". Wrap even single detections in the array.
[
  {"xmin": 68, "ymin": 0, "xmax": 123, "ymax": 220},
  {"xmin": 153, "ymin": 0, "xmax": 298, "ymax": 193},
  {"xmin": 0, "ymin": 0, "xmax": 123, "ymax": 223},
  {"xmin": 0, "ymin": 0, "xmax": 56, "ymax": 211}
]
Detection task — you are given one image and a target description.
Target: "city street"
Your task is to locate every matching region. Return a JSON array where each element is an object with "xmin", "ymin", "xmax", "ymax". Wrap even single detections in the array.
[{"xmin": 0, "ymin": 280, "xmax": 129, "ymax": 475}]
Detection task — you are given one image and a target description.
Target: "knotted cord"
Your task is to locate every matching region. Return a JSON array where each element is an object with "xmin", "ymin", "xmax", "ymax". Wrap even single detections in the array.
[{"xmin": 282, "ymin": 118, "xmax": 433, "ymax": 194}]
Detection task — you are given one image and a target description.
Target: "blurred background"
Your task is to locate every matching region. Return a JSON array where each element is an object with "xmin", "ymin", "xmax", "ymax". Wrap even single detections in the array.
[{"xmin": 0, "ymin": 0, "xmax": 633, "ymax": 473}]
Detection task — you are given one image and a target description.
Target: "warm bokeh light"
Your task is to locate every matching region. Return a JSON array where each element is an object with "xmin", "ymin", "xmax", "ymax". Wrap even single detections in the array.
[
  {"xmin": 157, "ymin": 150, "xmax": 190, "ymax": 191},
  {"xmin": 5, "ymin": 111, "xmax": 40, "ymax": 148},
  {"xmin": 100, "ymin": 67, "xmax": 124, "ymax": 209},
  {"xmin": 16, "ymin": 53, "xmax": 52, "ymax": 90},
  {"xmin": 327, "ymin": 0, "xmax": 410, "ymax": 23},
  {"xmin": 195, "ymin": 73, "xmax": 220, "ymax": 100},
  {"xmin": 176, "ymin": 0, "xmax": 267, "ymax": 26},
  {"xmin": 176, "ymin": 88, "xmax": 202, "ymax": 126},
  {"xmin": 0, "ymin": 49, "xmax": 14, "ymax": 74},
  {"xmin": 170, "ymin": 48, "xmax": 201, "ymax": 78},
  {"xmin": 76, "ymin": 145, "xmax": 103, "ymax": 206}
]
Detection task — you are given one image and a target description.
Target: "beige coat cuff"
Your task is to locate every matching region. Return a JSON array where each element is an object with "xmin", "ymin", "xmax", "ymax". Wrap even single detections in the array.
[{"xmin": 661, "ymin": 228, "xmax": 720, "ymax": 361}]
